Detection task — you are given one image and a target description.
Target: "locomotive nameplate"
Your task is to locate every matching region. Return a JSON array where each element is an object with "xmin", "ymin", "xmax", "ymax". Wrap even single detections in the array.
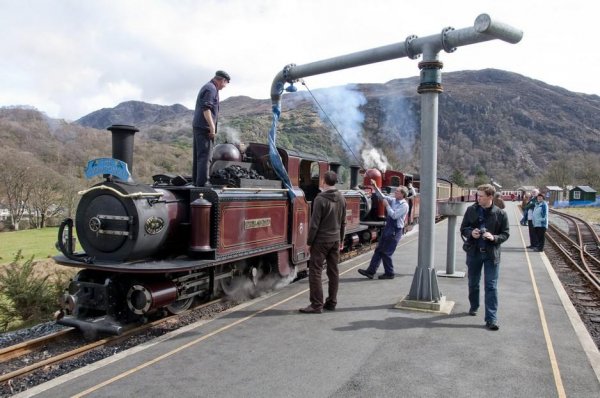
[
  {"xmin": 244, "ymin": 218, "xmax": 271, "ymax": 229},
  {"xmin": 218, "ymin": 200, "xmax": 288, "ymax": 255}
]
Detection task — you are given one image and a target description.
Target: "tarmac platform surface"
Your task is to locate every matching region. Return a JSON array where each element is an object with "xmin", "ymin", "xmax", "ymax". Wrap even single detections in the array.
[{"xmin": 17, "ymin": 201, "xmax": 600, "ymax": 397}]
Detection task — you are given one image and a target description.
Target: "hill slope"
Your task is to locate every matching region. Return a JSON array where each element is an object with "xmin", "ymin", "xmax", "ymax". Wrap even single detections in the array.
[{"xmin": 2, "ymin": 69, "xmax": 599, "ymax": 188}]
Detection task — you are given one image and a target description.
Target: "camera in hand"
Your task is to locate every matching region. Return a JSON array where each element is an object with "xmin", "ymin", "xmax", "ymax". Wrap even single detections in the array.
[{"xmin": 480, "ymin": 227, "xmax": 490, "ymax": 240}]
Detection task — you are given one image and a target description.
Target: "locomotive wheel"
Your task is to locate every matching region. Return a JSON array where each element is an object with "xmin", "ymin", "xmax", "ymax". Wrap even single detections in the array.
[
  {"xmin": 166, "ymin": 297, "xmax": 194, "ymax": 314},
  {"xmin": 219, "ymin": 276, "xmax": 243, "ymax": 296}
]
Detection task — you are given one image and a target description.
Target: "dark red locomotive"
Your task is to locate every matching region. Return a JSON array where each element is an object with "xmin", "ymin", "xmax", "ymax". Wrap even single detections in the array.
[
  {"xmin": 55, "ymin": 125, "xmax": 375, "ymax": 335},
  {"xmin": 55, "ymin": 124, "xmax": 469, "ymax": 336}
]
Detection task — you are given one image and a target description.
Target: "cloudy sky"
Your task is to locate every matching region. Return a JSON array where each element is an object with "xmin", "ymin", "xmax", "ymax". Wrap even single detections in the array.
[{"xmin": 1, "ymin": 0, "xmax": 597, "ymax": 121}]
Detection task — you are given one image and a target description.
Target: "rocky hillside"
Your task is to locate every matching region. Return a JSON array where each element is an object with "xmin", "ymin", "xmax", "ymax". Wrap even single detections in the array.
[{"xmin": 3, "ymin": 69, "xmax": 600, "ymax": 188}]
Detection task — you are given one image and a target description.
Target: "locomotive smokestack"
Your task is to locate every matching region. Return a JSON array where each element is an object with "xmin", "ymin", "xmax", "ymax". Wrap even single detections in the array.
[
  {"xmin": 107, "ymin": 124, "xmax": 139, "ymax": 173},
  {"xmin": 350, "ymin": 165, "xmax": 360, "ymax": 189}
]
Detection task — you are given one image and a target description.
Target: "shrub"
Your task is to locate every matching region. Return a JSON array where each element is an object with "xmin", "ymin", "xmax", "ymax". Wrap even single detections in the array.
[{"xmin": 0, "ymin": 251, "xmax": 63, "ymax": 331}]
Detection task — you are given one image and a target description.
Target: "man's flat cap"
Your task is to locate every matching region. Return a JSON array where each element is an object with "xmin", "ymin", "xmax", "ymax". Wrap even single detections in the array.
[{"xmin": 215, "ymin": 70, "xmax": 231, "ymax": 82}]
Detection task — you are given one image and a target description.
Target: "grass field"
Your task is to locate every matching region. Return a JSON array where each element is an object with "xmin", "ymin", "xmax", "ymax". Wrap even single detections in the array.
[
  {"xmin": 0, "ymin": 227, "xmax": 62, "ymax": 265},
  {"xmin": 557, "ymin": 207, "xmax": 600, "ymax": 223}
]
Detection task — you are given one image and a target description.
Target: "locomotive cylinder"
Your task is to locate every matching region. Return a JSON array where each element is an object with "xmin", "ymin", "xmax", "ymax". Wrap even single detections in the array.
[
  {"xmin": 107, "ymin": 124, "xmax": 138, "ymax": 174},
  {"xmin": 126, "ymin": 281, "xmax": 177, "ymax": 315},
  {"xmin": 190, "ymin": 194, "xmax": 213, "ymax": 253}
]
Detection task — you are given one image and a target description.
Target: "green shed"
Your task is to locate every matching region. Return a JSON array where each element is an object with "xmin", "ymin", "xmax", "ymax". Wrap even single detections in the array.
[{"xmin": 568, "ymin": 185, "xmax": 597, "ymax": 204}]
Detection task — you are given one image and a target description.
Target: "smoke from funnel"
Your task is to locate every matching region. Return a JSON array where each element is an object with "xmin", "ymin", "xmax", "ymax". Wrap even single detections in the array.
[
  {"xmin": 312, "ymin": 84, "xmax": 367, "ymax": 157},
  {"xmin": 361, "ymin": 144, "xmax": 390, "ymax": 172},
  {"xmin": 380, "ymin": 94, "xmax": 419, "ymax": 165}
]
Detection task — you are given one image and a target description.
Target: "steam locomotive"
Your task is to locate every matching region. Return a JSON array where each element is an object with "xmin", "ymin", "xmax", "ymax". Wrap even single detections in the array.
[
  {"xmin": 55, "ymin": 125, "xmax": 385, "ymax": 334},
  {"xmin": 54, "ymin": 125, "xmax": 468, "ymax": 336}
]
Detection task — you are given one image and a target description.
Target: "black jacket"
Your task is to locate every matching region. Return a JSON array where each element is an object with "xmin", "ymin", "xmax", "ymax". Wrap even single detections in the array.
[{"xmin": 460, "ymin": 203, "xmax": 510, "ymax": 264}]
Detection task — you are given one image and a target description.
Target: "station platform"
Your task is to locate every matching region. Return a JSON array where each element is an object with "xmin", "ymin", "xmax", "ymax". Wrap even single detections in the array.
[{"xmin": 18, "ymin": 201, "xmax": 600, "ymax": 397}]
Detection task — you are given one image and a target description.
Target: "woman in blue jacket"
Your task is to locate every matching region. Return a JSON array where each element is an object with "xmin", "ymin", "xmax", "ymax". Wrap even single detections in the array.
[{"xmin": 532, "ymin": 193, "xmax": 549, "ymax": 252}]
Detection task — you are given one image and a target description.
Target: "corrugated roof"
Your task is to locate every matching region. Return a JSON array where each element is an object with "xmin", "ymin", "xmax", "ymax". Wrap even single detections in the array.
[
  {"xmin": 572, "ymin": 185, "xmax": 597, "ymax": 193},
  {"xmin": 545, "ymin": 186, "xmax": 563, "ymax": 191}
]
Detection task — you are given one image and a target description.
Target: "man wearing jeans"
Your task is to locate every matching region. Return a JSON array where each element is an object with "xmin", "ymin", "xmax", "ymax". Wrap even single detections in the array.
[{"xmin": 460, "ymin": 184, "xmax": 510, "ymax": 331}]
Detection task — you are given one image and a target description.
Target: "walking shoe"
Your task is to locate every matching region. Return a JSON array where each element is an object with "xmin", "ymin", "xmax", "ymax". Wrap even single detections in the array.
[
  {"xmin": 299, "ymin": 305, "xmax": 322, "ymax": 314},
  {"xmin": 378, "ymin": 273, "xmax": 395, "ymax": 280},
  {"xmin": 468, "ymin": 309, "xmax": 478, "ymax": 316},
  {"xmin": 485, "ymin": 321, "xmax": 499, "ymax": 331},
  {"xmin": 358, "ymin": 269, "xmax": 374, "ymax": 279},
  {"xmin": 323, "ymin": 302, "xmax": 336, "ymax": 311}
]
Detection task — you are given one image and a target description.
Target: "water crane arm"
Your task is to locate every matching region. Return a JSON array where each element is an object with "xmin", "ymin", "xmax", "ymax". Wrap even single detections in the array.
[{"xmin": 270, "ymin": 13, "xmax": 523, "ymax": 105}]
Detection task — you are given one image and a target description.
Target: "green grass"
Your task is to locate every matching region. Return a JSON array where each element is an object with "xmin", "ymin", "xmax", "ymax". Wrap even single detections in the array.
[{"xmin": 0, "ymin": 227, "xmax": 61, "ymax": 265}]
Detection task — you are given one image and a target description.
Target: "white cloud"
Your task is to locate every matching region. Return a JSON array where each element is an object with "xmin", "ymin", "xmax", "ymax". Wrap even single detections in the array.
[{"xmin": 0, "ymin": 0, "xmax": 598, "ymax": 120}]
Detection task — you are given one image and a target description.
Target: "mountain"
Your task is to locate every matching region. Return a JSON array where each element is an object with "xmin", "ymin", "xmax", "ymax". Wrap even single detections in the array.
[
  {"xmin": 77, "ymin": 101, "xmax": 190, "ymax": 129},
  {"xmin": 1, "ymin": 69, "xmax": 599, "ymax": 189}
]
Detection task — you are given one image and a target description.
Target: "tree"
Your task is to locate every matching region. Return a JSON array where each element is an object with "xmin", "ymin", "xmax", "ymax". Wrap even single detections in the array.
[
  {"xmin": 0, "ymin": 149, "xmax": 34, "ymax": 230},
  {"xmin": 26, "ymin": 167, "xmax": 67, "ymax": 228},
  {"xmin": 473, "ymin": 167, "xmax": 488, "ymax": 187},
  {"xmin": 577, "ymin": 153, "xmax": 600, "ymax": 189},
  {"xmin": 542, "ymin": 157, "xmax": 573, "ymax": 188},
  {"xmin": 450, "ymin": 169, "xmax": 467, "ymax": 187}
]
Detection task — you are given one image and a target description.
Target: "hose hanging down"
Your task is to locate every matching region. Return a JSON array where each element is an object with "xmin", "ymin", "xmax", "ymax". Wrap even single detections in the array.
[{"xmin": 268, "ymin": 86, "xmax": 296, "ymax": 199}]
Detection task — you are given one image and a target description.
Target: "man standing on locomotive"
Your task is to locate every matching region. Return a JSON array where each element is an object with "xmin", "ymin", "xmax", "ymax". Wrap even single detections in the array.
[
  {"xmin": 460, "ymin": 183, "xmax": 510, "ymax": 331},
  {"xmin": 357, "ymin": 185, "xmax": 409, "ymax": 280},
  {"xmin": 192, "ymin": 70, "xmax": 230, "ymax": 187},
  {"xmin": 299, "ymin": 171, "xmax": 347, "ymax": 314}
]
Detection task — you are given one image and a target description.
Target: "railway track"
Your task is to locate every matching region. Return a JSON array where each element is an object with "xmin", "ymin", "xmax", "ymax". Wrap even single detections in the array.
[
  {"xmin": 545, "ymin": 209, "xmax": 600, "ymax": 352},
  {"xmin": 0, "ymin": 299, "xmax": 224, "ymax": 388},
  {"xmin": 547, "ymin": 209, "xmax": 600, "ymax": 293},
  {"xmin": 0, "ymin": 232, "xmax": 404, "ymax": 396}
]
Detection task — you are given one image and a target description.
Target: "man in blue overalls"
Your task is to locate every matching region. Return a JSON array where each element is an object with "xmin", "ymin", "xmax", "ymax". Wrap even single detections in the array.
[{"xmin": 358, "ymin": 185, "xmax": 409, "ymax": 280}]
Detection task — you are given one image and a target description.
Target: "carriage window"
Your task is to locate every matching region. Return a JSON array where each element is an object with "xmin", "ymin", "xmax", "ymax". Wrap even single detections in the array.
[
  {"xmin": 390, "ymin": 176, "xmax": 400, "ymax": 187},
  {"xmin": 300, "ymin": 161, "xmax": 321, "ymax": 202},
  {"xmin": 310, "ymin": 163, "xmax": 319, "ymax": 180}
]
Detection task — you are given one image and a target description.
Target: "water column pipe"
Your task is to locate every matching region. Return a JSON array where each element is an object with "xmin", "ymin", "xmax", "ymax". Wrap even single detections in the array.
[
  {"xmin": 271, "ymin": 14, "xmax": 522, "ymax": 106},
  {"xmin": 270, "ymin": 14, "xmax": 522, "ymax": 305}
]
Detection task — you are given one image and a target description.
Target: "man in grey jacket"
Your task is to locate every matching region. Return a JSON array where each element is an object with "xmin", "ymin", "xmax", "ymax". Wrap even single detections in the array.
[{"xmin": 299, "ymin": 171, "xmax": 347, "ymax": 314}]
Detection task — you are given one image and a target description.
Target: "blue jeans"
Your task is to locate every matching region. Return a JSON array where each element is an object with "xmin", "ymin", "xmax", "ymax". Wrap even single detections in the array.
[{"xmin": 467, "ymin": 251, "xmax": 499, "ymax": 323}]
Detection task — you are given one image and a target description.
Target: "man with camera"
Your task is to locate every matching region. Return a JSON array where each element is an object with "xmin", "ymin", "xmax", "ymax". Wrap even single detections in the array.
[{"xmin": 460, "ymin": 184, "xmax": 510, "ymax": 331}]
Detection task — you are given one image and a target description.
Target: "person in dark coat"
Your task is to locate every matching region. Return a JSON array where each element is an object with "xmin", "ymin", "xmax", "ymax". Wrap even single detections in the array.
[
  {"xmin": 460, "ymin": 184, "xmax": 510, "ymax": 331},
  {"xmin": 523, "ymin": 189, "xmax": 539, "ymax": 248},
  {"xmin": 192, "ymin": 70, "xmax": 230, "ymax": 187},
  {"xmin": 299, "ymin": 171, "xmax": 347, "ymax": 314}
]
